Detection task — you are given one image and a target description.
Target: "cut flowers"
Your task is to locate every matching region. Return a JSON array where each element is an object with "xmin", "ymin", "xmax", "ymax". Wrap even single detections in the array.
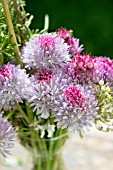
[{"xmin": 0, "ymin": 0, "xmax": 113, "ymax": 170}]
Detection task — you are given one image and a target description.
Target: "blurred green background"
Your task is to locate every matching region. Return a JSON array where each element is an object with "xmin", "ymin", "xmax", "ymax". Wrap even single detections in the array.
[{"xmin": 25, "ymin": 0, "xmax": 113, "ymax": 58}]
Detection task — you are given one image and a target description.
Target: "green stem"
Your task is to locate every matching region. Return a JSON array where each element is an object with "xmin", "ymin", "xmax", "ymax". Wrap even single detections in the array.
[
  {"xmin": 15, "ymin": 102, "xmax": 30, "ymax": 124},
  {"xmin": 25, "ymin": 102, "xmax": 33, "ymax": 121},
  {"xmin": 39, "ymin": 14, "xmax": 49, "ymax": 34},
  {"xmin": 30, "ymin": 131, "xmax": 41, "ymax": 170},
  {"xmin": 44, "ymin": 14, "xmax": 49, "ymax": 31},
  {"xmin": 6, "ymin": 110, "xmax": 15, "ymax": 119},
  {"xmin": 1, "ymin": 0, "xmax": 23, "ymax": 67},
  {"xmin": 0, "ymin": 52, "xmax": 4, "ymax": 65}
]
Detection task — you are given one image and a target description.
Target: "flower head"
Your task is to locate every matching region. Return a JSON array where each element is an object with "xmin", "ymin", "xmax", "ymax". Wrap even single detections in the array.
[
  {"xmin": 28, "ymin": 71, "xmax": 72, "ymax": 119},
  {"xmin": 0, "ymin": 64, "xmax": 12, "ymax": 81},
  {"xmin": 52, "ymin": 84, "xmax": 98, "ymax": 131},
  {"xmin": 64, "ymin": 86, "xmax": 84, "ymax": 107},
  {"xmin": 65, "ymin": 36, "xmax": 83, "ymax": 56},
  {"xmin": 68, "ymin": 53, "xmax": 94, "ymax": 83},
  {"xmin": 37, "ymin": 68, "xmax": 53, "ymax": 82},
  {"xmin": 21, "ymin": 33, "xmax": 70, "ymax": 70},
  {"xmin": 0, "ymin": 114, "xmax": 15, "ymax": 157},
  {"xmin": 94, "ymin": 80, "xmax": 113, "ymax": 131},
  {"xmin": 93, "ymin": 56, "xmax": 113, "ymax": 83},
  {"xmin": 56, "ymin": 27, "xmax": 83, "ymax": 56},
  {"xmin": 56, "ymin": 27, "xmax": 72, "ymax": 39},
  {"xmin": 28, "ymin": 70, "xmax": 98, "ymax": 132},
  {"xmin": 0, "ymin": 64, "xmax": 32, "ymax": 111}
]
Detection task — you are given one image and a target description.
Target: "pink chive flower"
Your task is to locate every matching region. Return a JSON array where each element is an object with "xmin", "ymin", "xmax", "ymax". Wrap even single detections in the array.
[
  {"xmin": 0, "ymin": 64, "xmax": 12, "ymax": 80},
  {"xmin": 21, "ymin": 33, "xmax": 70, "ymax": 70},
  {"xmin": 93, "ymin": 56, "xmax": 113, "ymax": 83},
  {"xmin": 38, "ymin": 35, "xmax": 56, "ymax": 50},
  {"xmin": 65, "ymin": 36, "xmax": 83, "ymax": 56},
  {"xmin": 68, "ymin": 54, "xmax": 94, "ymax": 83},
  {"xmin": 37, "ymin": 69, "xmax": 53, "ymax": 82},
  {"xmin": 56, "ymin": 27, "xmax": 72, "ymax": 39},
  {"xmin": 56, "ymin": 27, "xmax": 83, "ymax": 56},
  {"xmin": 64, "ymin": 86, "xmax": 84, "ymax": 107}
]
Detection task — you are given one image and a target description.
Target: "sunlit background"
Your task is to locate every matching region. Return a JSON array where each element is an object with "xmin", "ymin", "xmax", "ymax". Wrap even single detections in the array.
[{"xmin": 25, "ymin": 0, "xmax": 113, "ymax": 58}]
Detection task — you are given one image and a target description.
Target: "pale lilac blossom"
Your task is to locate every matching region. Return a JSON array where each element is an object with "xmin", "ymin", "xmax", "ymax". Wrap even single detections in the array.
[
  {"xmin": 0, "ymin": 114, "xmax": 15, "ymax": 157},
  {"xmin": 52, "ymin": 84, "xmax": 98, "ymax": 131},
  {"xmin": 93, "ymin": 56, "xmax": 113, "ymax": 83},
  {"xmin": 21, "ymin": 33, "xmax": 70, "ymax": 70},
  {"xmin": 0, "ymin": 64, "xmax": 32, "ymax": 111},
  {"xmin": 28, "ymin": 71, "xmax": 72, "ymax": 119}
]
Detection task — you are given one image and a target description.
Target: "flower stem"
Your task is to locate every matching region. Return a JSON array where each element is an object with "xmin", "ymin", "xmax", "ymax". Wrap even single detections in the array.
[
  {"xmin": 39, "ymin": 14, "xmax": 49, "ymax": 34},
  {"xmin": 0, "ymin": 53, "xmax": 4, "ymax": 65},
  {"xmin": 1, "ymin": 0, "xmax": 23, "ymax": 67},
  {"xmin": 15, "ymin": 102, "xmax": 30, "ymax": 124},
  {"xmin": 6, "ymin": 110, "xmax": 15, "ymax": 119},
  {"xmin": 44, "ymin": 14, "xmax": 49, "ymax": 31}
]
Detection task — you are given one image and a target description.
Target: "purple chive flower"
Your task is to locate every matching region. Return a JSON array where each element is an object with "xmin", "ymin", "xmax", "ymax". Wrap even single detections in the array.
[
  {"xmin": 28, "ymin": 71, "xmax": 72, "ymax": 119},
  {"xmin": 68, "ymin": 53, "xmax": 94, "ymax": 83},
  {"xmin": 0, "ymin": 63, "xmax": 32, "ymax": 111},
  {"xmin": 21, "ymin": 33, "xmax": 70, "ymax": 70},
  {"xmin": 28, "ymin": 70, "xmax": 98, "ymax": 131},
  {"xmin": 52, "ymin": 84, "xmax": 98, "ymax": 131},
  {"xmin": 0, "ymin": 114, "xmax": 15, "ymax": 157},
  {"xmin": 93, "ymin": 56, "xmax": 113, "ymax": 83}
]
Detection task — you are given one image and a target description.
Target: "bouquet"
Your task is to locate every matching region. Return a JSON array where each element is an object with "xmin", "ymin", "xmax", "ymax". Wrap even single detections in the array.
[{"xmin": 0, "ymin": 0, "xmax": 113, "ymax": 169}]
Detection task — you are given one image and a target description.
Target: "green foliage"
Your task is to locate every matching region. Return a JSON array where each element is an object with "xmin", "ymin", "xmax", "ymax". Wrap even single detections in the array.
[
  {"xmin": 0, "ymin": 0, "xmax": 13, "ymax": 64},
  {"xmin": 0, "ymin": 0, "xmax": 37, "ymax": 65},
  {"xmin": 10, "ymin": 0, "xmax": 34, "ymax": 45}
]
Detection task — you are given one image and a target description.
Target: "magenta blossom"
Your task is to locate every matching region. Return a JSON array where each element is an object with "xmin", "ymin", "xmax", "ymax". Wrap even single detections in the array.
[
  {"xmin": 68, "ymin": 53, "xmax": 94, "ymax": 83},
  {"xmin": 36, "ymin": 68, "xmax": 53, "ymax": 82},
  {"xmin": 56, "ymin": 27, "xmax": 71, "ymax": 39},
  {"xmin": 0, "ymin": 64, "xmax": 12, "ymax": 80},
  {"xmin": 65, "ymin": 36, "xmax": 83, "ymax": 56},
  {"xmin": 56, "ymin": 27, "xmax": 83, "ymax": 56},
  {"xmin": 64, "ymin": 86, "xmax": 84, "ymax": 107}
]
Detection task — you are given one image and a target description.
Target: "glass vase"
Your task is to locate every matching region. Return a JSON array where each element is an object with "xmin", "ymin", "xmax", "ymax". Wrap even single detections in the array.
[{"xmin": 18, "ymin": 131, "xmax": 68, "ymax": 170}]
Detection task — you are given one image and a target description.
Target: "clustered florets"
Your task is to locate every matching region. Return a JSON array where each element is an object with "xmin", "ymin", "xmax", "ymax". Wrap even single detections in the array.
[
  {"xmin": 56, "ymin": 27, "xmax": 83, "ymax": 56},
  {"xmin": 1, "ymin": 27, "xmax": 113, "ymax": 154},
  {"xmin": 93, "ymin": 56, "xmax": 113, "ymax": 83},
  {"xmin": 68, "ymin": 53, "xmax": 94, "ymax": 83},
  {"xmin": 0, "ymin": 114, "xmax": 15, "ymax": 157},
  {"xmin": 0, "ymin": 64, "xmax": 32, "ymax": 111},
  {"xmin": 21, "ymin": 33, "xmax": 70, "ymax": 70}
]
